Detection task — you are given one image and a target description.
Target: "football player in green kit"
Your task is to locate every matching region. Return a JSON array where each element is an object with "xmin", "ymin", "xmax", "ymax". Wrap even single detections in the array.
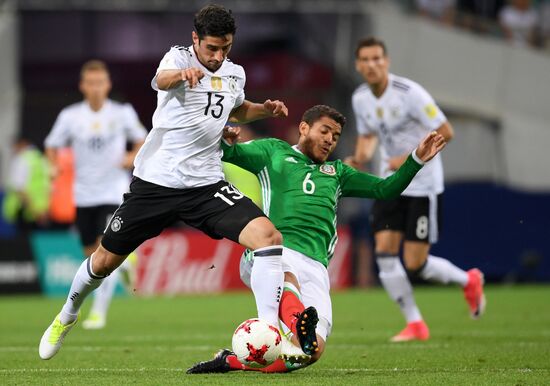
[{"xmin": 187, "ymin": 105, "xmax": 445, "ymax": 374}]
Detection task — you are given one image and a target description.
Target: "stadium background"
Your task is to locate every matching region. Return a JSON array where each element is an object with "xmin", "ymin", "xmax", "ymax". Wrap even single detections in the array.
[{"xmin": 0, "ymin": 0, "xmax": 549, "ymax": 296}]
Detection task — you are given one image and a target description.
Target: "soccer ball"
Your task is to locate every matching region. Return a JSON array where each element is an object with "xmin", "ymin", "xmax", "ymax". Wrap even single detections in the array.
[{"xmin": 231, "ymin": 318, "xmax": 282, "ymax": 368}]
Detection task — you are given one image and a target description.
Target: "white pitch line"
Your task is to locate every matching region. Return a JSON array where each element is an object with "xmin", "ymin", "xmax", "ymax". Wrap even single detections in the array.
[
  {"xmin": 0, "ymin": 345, "xmax": 214, "ymax": 352},
  {"xmin": 0, "ymin": 367, "xmax": 547, "ymax": 374},
  {"xmin": 0, "ymin": 368, "xmax": 183, "ymax": 373}
]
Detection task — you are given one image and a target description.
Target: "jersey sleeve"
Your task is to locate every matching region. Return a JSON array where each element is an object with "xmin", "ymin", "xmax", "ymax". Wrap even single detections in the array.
[
  {"xmin": 44, "ymin": 109, "xmax": 71, "ymax": 148},
  {"xmin": 234, "ymin": 67, "xmax": 246, "ymax": 109},
  {"xmin": 352, "ymin": 92, "xmax": 375, "ymax": 136},
  {"xmin": 122, "ymin": 104, "xmax": 148, "ymax": 141},
  {"xmin": 221, "ymin": 138, "xmax": 275, "ymax": 175},
  {"xmin": 151, "ymin": 47, "xmax": 190, "ymax": 91},
  {"xmin": 408, "ymin": 83, "xmax": 447, "ymax": 131},
  {"xmin": 339, "ymin": 155, "xmax": 423, "ymax": 199}
]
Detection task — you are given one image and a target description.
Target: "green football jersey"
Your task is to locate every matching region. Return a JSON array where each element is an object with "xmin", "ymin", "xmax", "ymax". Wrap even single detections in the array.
[{"xmin": 222, "ymin": 138, "xmax": 422, "ymax": 267}]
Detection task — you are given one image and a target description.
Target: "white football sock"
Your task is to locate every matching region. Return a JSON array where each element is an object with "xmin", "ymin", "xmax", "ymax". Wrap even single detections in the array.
[
  {"xmin": 250, "ymin": 245, "xmax": 284, "ymax": 327},
  {"xmin": 418, "ymin": 255, "xmax": 469, "ymax": 287},
  {"xmin": 88, "ymin": 268, "xmax": 119, "ymax": 318},
  {"xmin": 60, "ymin": 254, "xmax": 105, "ymax": 325},
  {"xmin": 377, "ymin": 255, "xmax": 423, "ymax": 323}
]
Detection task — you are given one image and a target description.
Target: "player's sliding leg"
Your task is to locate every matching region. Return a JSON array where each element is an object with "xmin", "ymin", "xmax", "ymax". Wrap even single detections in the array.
[
  {"xmin": 187, "ymin": 336, "xmax": 327, "ymax": 374},
  {"xmin": 237, "ymin": 255, "xmax": 317, "ymax": 363},
  {"xmin": 376, "ymin": 253, "xmax": 429, "ymax": 342},
  {"xmin": 39, "ymin": 246, "xmax": 127, "ymax": 359},
  {"xmin": 279, "ymin": 278, "xmax": 319, "ymax": 356}
]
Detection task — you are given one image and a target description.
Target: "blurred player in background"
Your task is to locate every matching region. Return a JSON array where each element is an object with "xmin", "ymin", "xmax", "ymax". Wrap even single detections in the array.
[
  {"xmin": 346, "ymin": 37, "xmax": 485, "ymax": 342},
  {"xmin": 44, "ymin": 60, "xmax": 147, "ymax": 330},
  {"xmin": 187, "ymin": 104, "xmax": 446, "ymax": 374},
  {"xmin": 39, "ymin": 4, "xmax": 294, "ymax": 360}
]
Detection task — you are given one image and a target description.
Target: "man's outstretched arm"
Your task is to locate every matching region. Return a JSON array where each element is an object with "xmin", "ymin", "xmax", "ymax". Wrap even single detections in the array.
[{"xmin": 341, "ymin": 131, "xmax": 446, "ymax": 199}]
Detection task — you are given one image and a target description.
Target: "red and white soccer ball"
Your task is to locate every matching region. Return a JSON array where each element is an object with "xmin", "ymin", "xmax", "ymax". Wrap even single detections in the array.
[{"xmin": 231, "ymin": 318, "xmax": 282, "ymax": 368}]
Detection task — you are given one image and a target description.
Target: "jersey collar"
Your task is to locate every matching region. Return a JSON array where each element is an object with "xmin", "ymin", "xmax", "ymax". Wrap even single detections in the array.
[
  {"xmin": 84, "ymin": 99, "xmax": 110, "ymax": 114},
  {"xmin": 292, "ymin": 144, "xmax": 316, "ymax": 164}
]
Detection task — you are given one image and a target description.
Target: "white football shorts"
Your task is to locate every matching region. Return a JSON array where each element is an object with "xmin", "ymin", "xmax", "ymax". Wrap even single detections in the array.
[{"xmin": 240, "ymin": 246, "xmax": 332, "ymax": 341}]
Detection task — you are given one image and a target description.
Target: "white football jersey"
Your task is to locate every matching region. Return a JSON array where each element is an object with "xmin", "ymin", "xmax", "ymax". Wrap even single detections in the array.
[
  {"xmin": 133, "ymin": 45, "xmax": 246, "ymax": 189},
  {"xmin": 352, "ymin": 73, "xmax": 447, "ymax": 196},
  {"xmin": 45, "ymin": 99, "xmax": 147, "ymax": 207}
]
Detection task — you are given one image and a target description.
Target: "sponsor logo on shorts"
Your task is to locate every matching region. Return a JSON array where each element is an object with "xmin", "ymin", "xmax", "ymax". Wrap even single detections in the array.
[{"xmin": 110, "ymin": 216, "xmax": 123, "ymax": 232}]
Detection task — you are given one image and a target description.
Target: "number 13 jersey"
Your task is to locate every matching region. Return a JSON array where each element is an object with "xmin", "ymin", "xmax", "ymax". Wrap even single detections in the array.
[{"xmin": 134, "ymin": 45, "xmax": 246, "ymax": 189}]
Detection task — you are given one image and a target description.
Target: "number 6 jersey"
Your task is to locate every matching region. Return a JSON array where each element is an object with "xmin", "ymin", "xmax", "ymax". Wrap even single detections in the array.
[
  {"xmin": 222, "ymin": 138, "xmax": 423, "ymax": 267},
  {"xmin": 133, "ymin": 45, "xmax": 246, "ymax": 189}
]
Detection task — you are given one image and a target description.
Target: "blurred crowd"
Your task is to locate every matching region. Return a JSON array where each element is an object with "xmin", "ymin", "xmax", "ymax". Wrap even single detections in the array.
[{"xmin": 410, "ymin": 0, "xmax": 550, "ymax": 50}]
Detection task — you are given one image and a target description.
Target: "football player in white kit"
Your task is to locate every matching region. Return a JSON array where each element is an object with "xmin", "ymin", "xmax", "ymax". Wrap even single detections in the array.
[
  {"xmin": 44, "ymin": 60, "xmax": 147, "ymax": 330},
  {"xmin": 39, "ymin": 4, "xmax": 314, "ymax": 361},
  {"xmin": 347, "ymin": 37, "xmax": 486, "ymax": 342}
]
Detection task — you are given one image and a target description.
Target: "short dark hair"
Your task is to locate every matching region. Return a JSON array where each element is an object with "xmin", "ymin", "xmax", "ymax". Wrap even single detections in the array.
[
  {"xmin": 194, "ymin": 4, "xmax": 236, "ymax": 39},
  {"xmin": 301, "ymin": 105, "xmax": 346, "ymax": 129},
  {"xmin": 355, "ymin": 36, "xmax": 387, "ymax": 58},
  {"xmin": 80, "ymin": 59, "xmax": 109, "ymax": 78}
]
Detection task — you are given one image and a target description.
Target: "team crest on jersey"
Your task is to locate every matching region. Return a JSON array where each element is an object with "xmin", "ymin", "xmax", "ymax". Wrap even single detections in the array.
[
  {"xmin": 211, "ymin": 76, "xmax": 223, "ymax": 91},
  {"xmin": 376, "ymin": 107, "xmax": 384, "ymax": 119},
  {"xmin": 319, "ymin": 164, "xmax": 336, "ymax": 175},
  {"xmin": 390, "ymin": 106, "xmax": 400, "ymax": 118},
  {"xmin": 228, "ymin": 77, "xmax": 238, "ymax": 93},
  {"xmin": 110, "ymin": 216, "xmax": 123, "ymax": 232}
]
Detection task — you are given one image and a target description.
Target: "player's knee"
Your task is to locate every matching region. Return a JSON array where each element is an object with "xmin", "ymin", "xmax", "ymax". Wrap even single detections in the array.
[
  {"xmin": 260, "ymin": 227, "xmax": 282, "ymax": 246},
  {"xmin": 403, "ymin": 258, "xmax": 425, "ymax": 273},
  {"xmin": 376, "ymin": 254, "xmax": 400, "ymax": 273}
]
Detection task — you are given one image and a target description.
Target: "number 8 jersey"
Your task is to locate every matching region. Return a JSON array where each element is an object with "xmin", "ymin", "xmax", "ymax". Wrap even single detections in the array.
[
  {"xmin": 222, "ymin": 138, "xmax": 423, "ymax": 267},
  {"xmin": 134, "ymin": 45, "xmax": 246, "ymax": 189}
]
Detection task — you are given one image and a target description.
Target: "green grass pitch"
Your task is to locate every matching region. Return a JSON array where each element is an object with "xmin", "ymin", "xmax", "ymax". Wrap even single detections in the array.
[{"xmin": 1, "ymin": 285, "xmax": 549, "ymax": 385}]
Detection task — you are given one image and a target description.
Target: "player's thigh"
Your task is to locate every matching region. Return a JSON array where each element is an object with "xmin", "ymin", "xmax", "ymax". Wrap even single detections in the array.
[
  {"xmin": 180, "ymin": 181, "xmax": 274, "ymax": 248},
  {"xmin": 238, "ymin": 217, "xmax": 282, "ymax": 250},
  {"xmin": 101, "ymin": 178, "xmax": 179, "ymax": 256},
  {"xmin": 297, "ymin": 256, "xmax": 332, "ymax": 342},
  {"xmin": 95, "ymin": 205, "xmax": 120, "ymax": 235},
  {"xmin": 371, "ymin": 198, "xmax": 406, "ymax": 253},
  {"xmin": 403, "ymin": 196, "xmax": 432, "ymax": 243}
]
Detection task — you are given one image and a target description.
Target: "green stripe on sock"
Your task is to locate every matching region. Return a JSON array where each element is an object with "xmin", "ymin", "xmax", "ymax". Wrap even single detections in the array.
[{"xmin": 283, "ymin": 286, "xmax": 301, "ymax": 300}]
